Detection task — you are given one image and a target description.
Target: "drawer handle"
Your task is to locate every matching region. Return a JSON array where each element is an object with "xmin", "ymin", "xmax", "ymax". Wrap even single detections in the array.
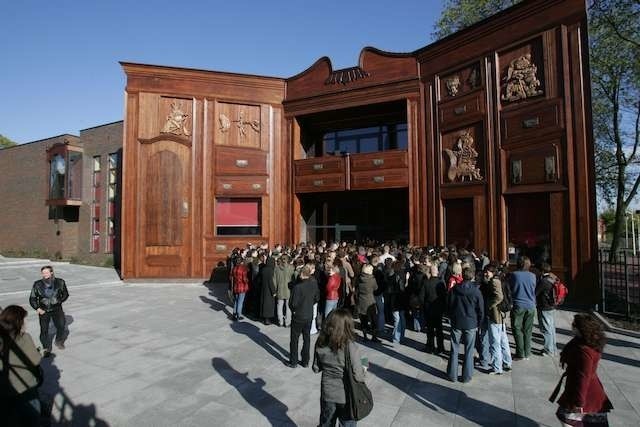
[
  {"xmin": 222, "ymin": 183, "xmax": 232, "ymax": 190},
  {"xmin": 373, "ymin": 176, "xmax": 385, "ymax": 183},
  {"xmin": 235, "ymin": 159, "xmax": 249, "ymax": 168},
  {"xmin": 522, "ymin": 117, "xmax": 540, "ymax": 128},
  {"xmin": 216, "ymin": 244, "xmax": 227, "ymax": 251},
  {"xmin": 312, "ymin": 163, "xmax": 324, "ymax": 171},
  {"xmin": 313, "ymin": 180, "xmax": 324, "ymax": 187},
  {"xmin": 252, "ymin": 183, "xmax": 262, "ymax": 190},
  {"xmin": 372, "ymin": 159, "xmax": 384, "ymax": 166},
  {"xmin": 454, "ymin": 105, "xmax": 467, "ymax": 115}
]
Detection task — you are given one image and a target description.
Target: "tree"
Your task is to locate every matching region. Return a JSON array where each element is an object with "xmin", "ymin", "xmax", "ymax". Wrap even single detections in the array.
[
  {"xmin": 590, "ymin": 0, "xmax": 640, "ymax": 255},
  {"xmin": 0, "ymin": 134, "xmax": 16, "ymax": 149},
  {"xmin": 433, "ymin": 0, "xmax": 522, "ymax": 39},
  {"xmin": 433, "ymin": 0, "xmax": 640, "ymax": 256}
]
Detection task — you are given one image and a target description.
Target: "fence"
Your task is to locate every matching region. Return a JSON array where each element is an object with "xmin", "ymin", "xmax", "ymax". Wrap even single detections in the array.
[{"xmin": 598, "ymin": 249, "xmax": 640, "ymax": 320}]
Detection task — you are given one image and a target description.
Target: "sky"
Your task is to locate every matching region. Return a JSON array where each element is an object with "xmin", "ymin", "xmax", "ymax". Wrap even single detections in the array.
[{"xmin": 0, "ymin": 0, "xmax": 443, "ymax": 143}]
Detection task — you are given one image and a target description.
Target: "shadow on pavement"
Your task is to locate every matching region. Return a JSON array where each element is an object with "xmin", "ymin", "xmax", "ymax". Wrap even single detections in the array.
[
  {"xmin": 211, "ymin": 357, "xmax": 295, "ymax": 426},
  {"xmin": 369, "ymin": 362, "xmax": 540, "ymax": 426},
  {"xmin": 40, "ymin": 356, "xmax": 108, "ymax": 427},
  {"xmin": 229, "ymin": 322, "xmax": 289, "ymax": 364}
]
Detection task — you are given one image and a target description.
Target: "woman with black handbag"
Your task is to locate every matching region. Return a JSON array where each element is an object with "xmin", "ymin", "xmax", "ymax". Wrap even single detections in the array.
[
  {"xmin": 0, "ymin": 305, "xmax": 43, "ymax": 427},
  {"xmin": 312, "ymin": 308, "xmax": 372, "ymax": 426}
]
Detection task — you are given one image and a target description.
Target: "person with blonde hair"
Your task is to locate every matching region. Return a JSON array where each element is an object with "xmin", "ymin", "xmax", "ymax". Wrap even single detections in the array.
[{"xmin": 313, "ymin": 308, "xmax": 366, "ymax": 426}]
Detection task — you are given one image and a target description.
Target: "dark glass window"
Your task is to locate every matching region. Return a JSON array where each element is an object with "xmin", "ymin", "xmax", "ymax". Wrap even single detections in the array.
[{"xmin": 321, "ymin": 124, "xmax": 407, "ymax": 156}]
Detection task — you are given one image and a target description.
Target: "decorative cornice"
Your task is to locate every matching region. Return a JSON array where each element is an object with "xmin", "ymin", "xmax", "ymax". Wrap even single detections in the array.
[{"xmin": 325, "ymin": 66, "xmax": 370, "ymax": 85}]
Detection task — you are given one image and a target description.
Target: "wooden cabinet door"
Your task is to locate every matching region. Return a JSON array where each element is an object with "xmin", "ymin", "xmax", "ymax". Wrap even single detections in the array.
[{"xmin": 138, "ymin": 139, "xmax": 191, "ymax": 277}]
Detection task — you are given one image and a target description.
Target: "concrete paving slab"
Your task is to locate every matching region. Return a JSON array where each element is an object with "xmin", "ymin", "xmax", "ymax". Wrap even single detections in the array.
[{"xmin": 1, "ymin": 260, "xmax": 640, "ymax": 426}]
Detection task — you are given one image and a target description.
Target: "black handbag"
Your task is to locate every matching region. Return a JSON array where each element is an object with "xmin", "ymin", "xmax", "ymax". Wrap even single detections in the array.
[{"xmin": 343, "ymin": 343, "xmax": 373, "ymax": 421}]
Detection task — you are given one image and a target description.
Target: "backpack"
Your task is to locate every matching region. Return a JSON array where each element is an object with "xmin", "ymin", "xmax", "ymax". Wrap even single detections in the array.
[
  {"xmin": 553, "ymin": 279, "xmax": 568, "ymax": 306},
  {"xmin": 497, "ymin": 278, "xmax": 513, "ymax": 313}
]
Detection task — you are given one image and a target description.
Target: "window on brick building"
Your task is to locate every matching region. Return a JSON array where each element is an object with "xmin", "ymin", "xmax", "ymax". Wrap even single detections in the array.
[
  {"xmin": 106, "ymin": 152, "xmax": 118, "ymax": 253},
  {"xmin": 90, "ymin": 156, "xmax": 101, "ymax": 253},
  {"xmin": 46, "ymin": 142, "xmax": 83, "ymax": 205}
]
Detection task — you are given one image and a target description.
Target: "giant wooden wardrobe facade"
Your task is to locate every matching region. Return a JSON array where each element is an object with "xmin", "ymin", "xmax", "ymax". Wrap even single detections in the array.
[{"xmin": 121, "ymin": 0, "xmax": 597, "ymax": 303}]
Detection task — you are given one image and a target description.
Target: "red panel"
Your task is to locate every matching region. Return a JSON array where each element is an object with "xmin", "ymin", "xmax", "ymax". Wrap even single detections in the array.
[{"xmin": 215, "ymin": 198, "xmax": 260, "ymax": 226}]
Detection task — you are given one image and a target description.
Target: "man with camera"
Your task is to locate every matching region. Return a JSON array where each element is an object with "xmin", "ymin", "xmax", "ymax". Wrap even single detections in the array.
[{"xmin": 29, "ymin": 265, "xmax": 69, "ymax": 357}]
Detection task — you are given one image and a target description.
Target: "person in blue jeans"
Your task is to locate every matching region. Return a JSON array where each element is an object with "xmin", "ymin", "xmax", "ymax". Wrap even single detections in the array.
[
  {"xmin": 482, "ymin": 265, "xmax": 512, "ymax": 374},
  {"xmin": 446, "ymin": 266, "xmax": 484, "ymax": 383},
  {"xmin": 535, "ymin": 263, "xmax": 558, "ymax": 356},
  {"xmin": 509, "ymin": 256, "xmax": 537, "ymax": 360}
]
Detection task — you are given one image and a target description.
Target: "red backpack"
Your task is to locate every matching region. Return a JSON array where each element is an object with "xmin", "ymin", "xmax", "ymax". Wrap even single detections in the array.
[{"xmin": 553, "ymin": 279, "xmax": 568, "ymax": 306}]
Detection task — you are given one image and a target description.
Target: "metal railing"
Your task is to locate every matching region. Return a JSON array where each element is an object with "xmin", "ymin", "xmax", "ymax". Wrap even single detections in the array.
[{"xmin": 598, "ymin": 249, "xmax": 640, "ymax": 320}]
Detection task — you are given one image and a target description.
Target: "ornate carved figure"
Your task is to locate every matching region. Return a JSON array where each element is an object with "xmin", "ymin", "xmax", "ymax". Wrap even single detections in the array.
[
  {"xmin": 467, "ymin": 68, "xmax": 480, "ymax": 89},
  {"xmin": 219, "ymin": 111, "xmax": 260, "ymax": 138},
  {"xmin": 161, "ymin": 102, "xmax": 190, "ymax": 136},
  {"xmin": 444, "ymin": 130, "xmax": 483, "ymax": 182},
  {"xmin": 511, "ymin": 159, "xmax": 522, "ymax": 184},
  {"xmin": 545, "ymin": 156, "xmax": 557, "ymax": 182},
  {"xmin": 445, "ymin": 75, "xmax": 461, "ymax": 97},
  {"xmin": 501, "ymin": 53, "xmax": 543, "ymax": 102}
]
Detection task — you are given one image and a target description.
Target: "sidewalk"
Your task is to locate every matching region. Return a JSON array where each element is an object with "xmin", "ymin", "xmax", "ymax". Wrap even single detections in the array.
[{"xmin": 1, "ymin": 261, "xmax": 638, "ymax": 426}]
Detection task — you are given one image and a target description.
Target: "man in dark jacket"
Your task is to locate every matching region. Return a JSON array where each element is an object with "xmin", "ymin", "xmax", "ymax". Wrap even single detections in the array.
[
  {"xmin": 536, "ymin": 262, "xmax": 558, "ymax": 356},
  {"xmin": 446, "ymin": 266, "xmax": 484, "ymax": 383},
  {"xmin": 287, "ymin": 265, "xmax": 320, "ymax": 368},
  {"xmin": 29, "ymin": 265, "xmax": 69, "ymax": 356},
  {"xmin": 258, "ymin": 256, "xmax": 276, "ymax": 325}
]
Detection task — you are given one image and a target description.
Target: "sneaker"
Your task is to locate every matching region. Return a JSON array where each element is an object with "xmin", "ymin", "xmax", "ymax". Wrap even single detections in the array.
[
  {"xmin": 503, "ymin": 365, "xmax": 512, "ymax": 371},
  {"xmin": 284, "ymin": 361, "xmax": 297, "ymax": 369},
  {"xmin": 300, "ymin": 362, "xmax": 309, "ymax": 368},
  {"xmin": 488, "ymin": 370, "xmax": 503, "ymax": 375},
  {"xmin": 55, "ymin": 341, "xmax": 65, "ymax": 350}
]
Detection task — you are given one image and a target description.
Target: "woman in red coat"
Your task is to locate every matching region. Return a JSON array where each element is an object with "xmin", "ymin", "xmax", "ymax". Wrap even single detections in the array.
[
  {"xmin": 231, "ymin": 260, "xmax": 250, "ymax": 321},
  {"xmin": 554, "ymin": 313, "xmax": 613, "ymax": 426},
  {"xmin": 324, "ymin": 266, "xmax": 342, "ymax": 318}
]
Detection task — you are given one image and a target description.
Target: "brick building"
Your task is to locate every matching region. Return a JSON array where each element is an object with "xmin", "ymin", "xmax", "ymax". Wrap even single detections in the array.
[{"xmin": 0, "ymin": 121, "xmax": 123, "ymax": 265}]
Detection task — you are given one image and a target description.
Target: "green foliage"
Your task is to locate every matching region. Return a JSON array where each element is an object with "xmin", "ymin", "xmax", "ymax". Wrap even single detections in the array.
[
  {"xmin": 433, "ymin": 0, "xmax": 522, "ymax": 39},
  {"xmin": 0, "ymin": 134, "xmax": 17, "ymax": 149}
]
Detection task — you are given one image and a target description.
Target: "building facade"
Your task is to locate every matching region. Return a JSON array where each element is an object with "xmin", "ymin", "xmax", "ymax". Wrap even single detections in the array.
[
  {"xmin": 0, "ymin": 122, "xmax": 123, "ymax": 265},
  {"xmin": 120, "ymin": 0, "xmax": 597, "ymax": 302}
]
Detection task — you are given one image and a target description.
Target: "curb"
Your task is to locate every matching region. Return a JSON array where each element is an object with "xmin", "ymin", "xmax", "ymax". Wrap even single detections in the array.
[{"xmin": 590, "ymin": 310, "xmax": 640, "ymax": 339}]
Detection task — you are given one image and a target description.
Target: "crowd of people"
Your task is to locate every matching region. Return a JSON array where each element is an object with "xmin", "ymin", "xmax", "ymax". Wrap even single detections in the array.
[{"xmin": 225, "ymin": 240, "xmax": 614, "ymax": 426}]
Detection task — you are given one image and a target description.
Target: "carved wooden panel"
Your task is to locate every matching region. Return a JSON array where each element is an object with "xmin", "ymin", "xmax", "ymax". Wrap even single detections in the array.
[
  {"xmin": 501, "ymin": 99, "xmax": 563, "ymax": 144},
  {"xmin": 439, "ymin": 62, "xmax": 482, "ymax": 102},
  {"xmin": 444, "ymin": 198, "xmax": 474, "ymax": 248},
  {"xmin": 440, "ymin": 124, "xmax": 485, "ymax": 185},
  {"xmin": 215, "ymin": 176, "xmax": 268, "ymax": 195},
  {"xmin": 295, "ymin": 173, "xmax": 345, "ymax": 193},
  {"xmin": 145, "ymin": 151, "xmax": 183, "ymax": 245},
  {"xmin": 498, "ymin": 37, "xmax": 545, "ymax": 106},
  {"xmin": 350, "ymin": 168, "xmax": 409, "ymax": 190},
  {"xmin": 349, "ymin": 150, "xmax": 408, "ymax": 172},
  {"xmin": 215, "ymin": 102, "xmax": 261, "ymax": 148},
  {"xmin": 294, "ymin": 157, "xmax": 345, "ymax": 176},
  {"xmin": 506, "ymin": 142, "xmax": 560, "ymax": 187},
  {"xmin": 439, "ymin": 90, "xmax": 485, "ymax": 130},
  {"xmin": 215, "ymin": 146, "xmax": 267, "ymax": 176}
]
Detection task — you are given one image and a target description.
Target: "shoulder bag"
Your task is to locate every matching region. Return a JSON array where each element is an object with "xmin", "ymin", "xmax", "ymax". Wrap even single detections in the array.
[{"xmin": 343, "ymin": 343, "xmax": 373, "ymax": 421}]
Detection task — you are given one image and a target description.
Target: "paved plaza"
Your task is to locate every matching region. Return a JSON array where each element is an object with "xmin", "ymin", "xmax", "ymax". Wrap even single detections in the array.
[{"xmin": 1, "ymin": 256, "xmax": 639, "ymax": 426}]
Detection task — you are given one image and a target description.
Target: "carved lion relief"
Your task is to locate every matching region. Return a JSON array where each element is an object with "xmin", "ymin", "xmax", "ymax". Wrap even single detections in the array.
[
  {"xmin": 501, "ymin": 54, "xmax": 543, "ymax": 102},
  {"xmin": 443, "ymin": 130, "xmax": 483, "ymax": 182},
  {"xmin": 161, "ymin": 102, "xmax": 191, "ymax": 136}
]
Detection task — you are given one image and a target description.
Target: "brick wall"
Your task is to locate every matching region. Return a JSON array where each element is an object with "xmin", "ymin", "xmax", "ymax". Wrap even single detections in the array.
[
  {"xmin": 77, "ymin": 121, "xmax": 124, "ymax": 265},
  {"xmin": 0, "ymin": 135, "xmax": 81, "ymax": 258}
]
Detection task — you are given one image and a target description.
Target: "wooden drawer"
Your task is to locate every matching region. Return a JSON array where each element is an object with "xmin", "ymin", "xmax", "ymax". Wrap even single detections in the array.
[
  {"xmin": 215, "ymin": 176, "xmax": 268, "ymax": 195},
  {"xmin": 439, "ymin": 90, "xmax": 484, "ymax": 129},
  {"xmin": 502, "ymin": 100, "xmax": 563, "ymax": 144},
  {"xmin": 349, "ymin": 151, "xmax": 408, "ymax": 172},
  {"xmin": 295, "ymin": 173, "xmax": 345, "ymax": 193},
  {"xmin": 294, "ymin": 157, "xmax": 345, "ymax": 176},
  {"xmin": 350, "ymin": 168, "xmax": 409, "ymax": 190},
  {"xmin": 215, "ymin": 146, "xmax": 267, "ymax": 176}
]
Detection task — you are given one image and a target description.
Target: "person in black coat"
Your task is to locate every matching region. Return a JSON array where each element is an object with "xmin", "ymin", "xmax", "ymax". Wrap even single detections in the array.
[
  {"xmin": 258, "ymin": 256, "xmax": 276, "ymax": 325},
  {"xmin": 286, "ymin": 265, "xmax": 320, "ymax": 368},
  {"xmin": 421, "ymin": 264, "xmax": 446, "ymax": 354},
  {"xmin": 29, "ymin": 265, "xmax": 69, "ymax": 356}
]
